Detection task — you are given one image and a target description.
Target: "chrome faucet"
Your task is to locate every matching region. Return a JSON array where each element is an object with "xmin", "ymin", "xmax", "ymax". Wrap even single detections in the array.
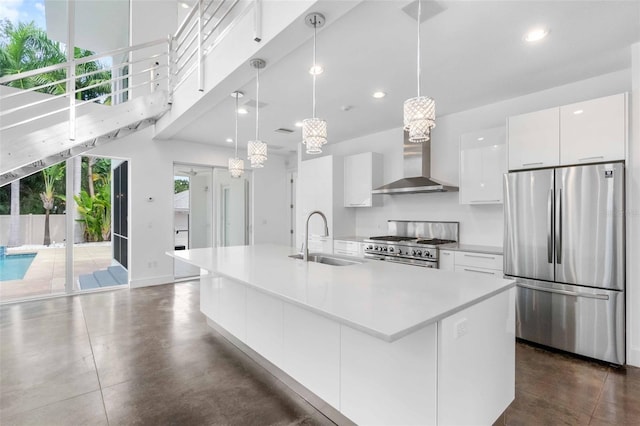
[{"xmin": 304, "ymin": 210, "xmax": 329, "ymax": 261}]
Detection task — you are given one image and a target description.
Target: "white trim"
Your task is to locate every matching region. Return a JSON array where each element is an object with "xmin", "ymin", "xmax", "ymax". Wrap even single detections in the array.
[{"xmin": 129, "ymin": 275, "xmax": 175, "ymax": 288}]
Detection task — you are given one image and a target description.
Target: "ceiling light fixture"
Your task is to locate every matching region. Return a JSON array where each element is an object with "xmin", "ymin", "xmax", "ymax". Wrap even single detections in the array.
[
  {"xmin": 295, "ymin": 121, "xmax": 304, "ymax": 128},
  {"xmin": 247, "ymin": 58, "xmax": 268, "ymax": 168},
  {"xmin": 403, "ymin": 0, "xmax": 435, "ymax": 143},
  {"xmin": 309, "ymin": 65, "xmax": 324, "ymax": 75},
  {"xmin": 573, "ymin": 109, "xmax": 584, "ymax": 115},
  {"xmin": 237, "ymin": 107, "xmax": 249, "ymax": 115},
  {"xmin": 372, "ymin": 91, "xmax": 386, "ymax": 99},
  {"xmin": 229, "ymin": 91, "xmax": 244, "ymax": 178},
  {"xmin": 180, "ymin": 2, "xmax": 190, "ymax": 9},
  {"xmin": 226, "ymin": 138, "xmax": 233, "ymax": 143},
  {"xmin": 301, "ymin": 12, "xmax": 327, "ymax": 155},
  {"xmin": 524, "ymin": 28, "xmax": 548, "ymax": 43}
]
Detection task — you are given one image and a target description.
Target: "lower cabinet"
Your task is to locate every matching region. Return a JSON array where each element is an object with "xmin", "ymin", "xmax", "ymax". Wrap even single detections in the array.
[
  {"xmin": 245, "ymin": 287, "xmax": 284, "ymax": 367},
  {"xmin": 307, "ymin": 235, "xmax": 333, "ymax": 254},
  {"xmin": 333, "ymin": 240, "xmax": 364, "ymax": 257},
  {"xmin": 282, "ymin": 304, "xmax": 341, "ymax": 408},
  {"xmin": 439, "ymin": 250, "xmax": 503, "ymax": 276},
  {"xmin": 200, "ymin": 274, "xmax": 220, "ymax": 321},
  {"xmin": 218, "ymin": 277, "xmax": 246, "ymax": 342}
]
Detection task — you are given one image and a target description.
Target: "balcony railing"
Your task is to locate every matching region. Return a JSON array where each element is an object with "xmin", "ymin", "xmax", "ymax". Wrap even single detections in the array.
[{"xmin": 0, "ymin": 0, "xmax": 252, "ymax": 144}]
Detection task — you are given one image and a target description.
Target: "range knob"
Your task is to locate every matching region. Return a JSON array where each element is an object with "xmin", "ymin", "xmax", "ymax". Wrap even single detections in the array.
[
  {"xmin": 367, "ymin": 245, "xmax": 373, "ymax": 250},
  {"xmin": 397, "ymin": 249, "xmax": 403, "ymax": 255},
  {"xmin": 382, "ymin": 246, "xmax": 388, "ymax": 252},
  {"xmin": 415, "ymin": 250, "xmax": 422, "ymax": 257},
  {"xmin": 423, "ymin": 251, "xmax": 431, "ymax": 258},
  {"xmin": 388, "ymin": 246, "xmax": 395, "ymax": 253}
]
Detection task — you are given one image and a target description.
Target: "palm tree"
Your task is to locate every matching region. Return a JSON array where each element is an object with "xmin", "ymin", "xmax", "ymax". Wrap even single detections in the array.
[{"xmin": 40, "ymin": 164, "xmax": 65, "ymax": 246}]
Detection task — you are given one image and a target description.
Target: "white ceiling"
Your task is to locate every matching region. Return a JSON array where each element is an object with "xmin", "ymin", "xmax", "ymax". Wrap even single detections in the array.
[{"xmin": 173, "ymin": 0, "xmax": 640, "ymax": 153}]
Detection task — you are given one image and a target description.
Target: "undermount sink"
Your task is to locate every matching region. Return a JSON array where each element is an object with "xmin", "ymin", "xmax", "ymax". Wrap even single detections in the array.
[{"xmin": 289, "ymin": 253, "xmax": 364, "ymax": 266}]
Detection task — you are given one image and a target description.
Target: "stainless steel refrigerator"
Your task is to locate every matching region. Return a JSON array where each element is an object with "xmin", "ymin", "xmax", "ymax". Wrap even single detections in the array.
[{"xmin": 504, "ymin": 162, "xmax": 625, "ymax": 364}]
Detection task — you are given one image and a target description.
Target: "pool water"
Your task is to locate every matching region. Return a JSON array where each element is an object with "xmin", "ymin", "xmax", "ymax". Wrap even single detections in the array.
[{"xmin": 0, "ymin": 253, "xmax": 37, "ymax": 281}]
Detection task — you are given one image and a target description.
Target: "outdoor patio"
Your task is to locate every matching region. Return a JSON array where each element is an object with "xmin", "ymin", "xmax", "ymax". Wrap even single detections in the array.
[{"xmin": 0, "ymin": 243, "xmax": 115, "ymax": 302}]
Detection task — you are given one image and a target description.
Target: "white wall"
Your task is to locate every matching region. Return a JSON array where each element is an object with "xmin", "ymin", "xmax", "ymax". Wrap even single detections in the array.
[
  {"xmin": 322, "ymin": 69, "xmax": 631, "ymax": 246},
  {"xmin": 88, "ymin": 127, "xmax": 290, "ymax": 288}
]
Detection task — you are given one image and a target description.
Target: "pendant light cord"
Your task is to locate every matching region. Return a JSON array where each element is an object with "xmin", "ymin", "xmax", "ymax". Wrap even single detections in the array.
[
  {"xmin": 234, "ymin": 93, "xmax": 239, "ymax": 157},
  {"xmin": 417, "ymin": 0, "xmax": 421, "ymax": 98},
  {"xmin": 312, "ymin": 18, "xmax": 317, "ymax": 118},
  {"xmin": 255, "ymin": 67, "xmax": 260, "ymax": 140}
]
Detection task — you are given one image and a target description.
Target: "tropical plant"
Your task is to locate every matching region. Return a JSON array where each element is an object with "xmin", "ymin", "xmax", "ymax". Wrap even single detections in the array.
[
  {"xmin": 73, "ymin": 175, "xmax": 111, "ymax": 242},
  {"xmin": 40, "ymin": 163, "xmax": 65, "ymax": 246}
]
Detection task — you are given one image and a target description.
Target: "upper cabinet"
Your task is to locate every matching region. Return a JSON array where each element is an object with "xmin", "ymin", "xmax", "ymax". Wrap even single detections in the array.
[
  {"xmin": 460, "ymin": 127, "xmax": 507, "ymax": 205},
  {"xmin": 507, "ymin": 107, "xmax": 560, "ymax": 170},
  {"xmin": 560, "ymin": 93, "xmax": 627, "ymax": 165},
  {"xmin": 507, "ymin": 93, "xmax": 627, "ymax": 171},
  {"xmin": 343, "ymin": 152, "xmax": 383, "ymax": 208}
]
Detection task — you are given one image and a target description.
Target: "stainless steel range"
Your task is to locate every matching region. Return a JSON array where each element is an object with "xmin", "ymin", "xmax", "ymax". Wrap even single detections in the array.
[{"xmin": 364, "ymin": 221, "xmax": 459, "ymax": 268}]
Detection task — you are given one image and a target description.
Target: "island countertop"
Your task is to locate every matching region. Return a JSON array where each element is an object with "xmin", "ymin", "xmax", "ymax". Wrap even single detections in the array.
[{"xmin": 168, "ymin": 244, "xmax": 515, "ymax": 342}]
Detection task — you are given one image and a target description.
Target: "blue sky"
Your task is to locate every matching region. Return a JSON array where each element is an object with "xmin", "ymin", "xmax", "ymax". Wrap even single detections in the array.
[{"xmin": 1, "ymin": 0, "xmax": 47, "ymax": 29}]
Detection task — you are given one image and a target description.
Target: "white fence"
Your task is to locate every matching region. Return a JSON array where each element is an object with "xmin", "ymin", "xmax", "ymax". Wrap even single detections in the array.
[{"xmin": 0, "ymin": 214, "xmax": 66, "ymax": 246}]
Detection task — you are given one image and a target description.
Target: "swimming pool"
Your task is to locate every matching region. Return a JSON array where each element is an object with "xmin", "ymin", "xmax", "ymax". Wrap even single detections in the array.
[{"xmin": 0, "ymin": 253, "xmax": 37, "ymax": 281}]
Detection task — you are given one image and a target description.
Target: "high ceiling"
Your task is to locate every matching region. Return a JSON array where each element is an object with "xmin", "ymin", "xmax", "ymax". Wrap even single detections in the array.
[{"xmin": 172, "ymin": 0, "xmax": 640, "ymax": 153}]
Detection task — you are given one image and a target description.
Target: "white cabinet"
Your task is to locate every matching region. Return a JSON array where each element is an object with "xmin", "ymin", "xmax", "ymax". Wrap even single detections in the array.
[
  {"xmin": 439, "ymin": 250, "xmax": 454, "ymax": 271},
  {"xmin": 460, "ymin": 127, "xmax": 507, "ymax": 204},
  {"xmin": 344, "ymin": 152, "xmax": 383, "ymax": 207},
  {"xmin": 454, "ymin": 251, "xmax": 503, "ymax": 277},
  {"xmin": 308, "ymin": 235, "xmax": 333, "ymax": 254},
  {"xmin": 507, "ymin": 107, "xmax": 560, "ymax": 170},
  {"xmin": 218, "ymin": 277, "xmax": 246, "ymax": 342},
  {"xmin": 282, "ymin": 304, "xmax": 341, "ymax": 408},
  {"xmin": 245, "ymin": 287, "xmax": 284, "ymax": 368},
  {"xmin": 560, "ymin": 93, "xmax": 626, "ymax": 165},
  {"xmin": 333, "ymin": 239, "xmax": 363, "ymax": 258},
  {"xmin": 297, "ymin": 155, "xmax": 355, "ymax": 250},
  {"xmin": 508, "ymin": 93, "xmax": 627, "ymax": 171}
]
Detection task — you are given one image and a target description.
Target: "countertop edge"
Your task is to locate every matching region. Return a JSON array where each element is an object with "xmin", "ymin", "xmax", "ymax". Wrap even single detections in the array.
[{"xmin": 439, "ymin": 244, "xmax": 503, "ymax": 256}]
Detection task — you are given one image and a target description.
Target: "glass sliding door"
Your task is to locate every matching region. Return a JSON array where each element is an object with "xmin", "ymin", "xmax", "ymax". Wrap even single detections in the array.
[{"xmin": 173, "ymin": 164, "xmax": 213, "ymax": 279}]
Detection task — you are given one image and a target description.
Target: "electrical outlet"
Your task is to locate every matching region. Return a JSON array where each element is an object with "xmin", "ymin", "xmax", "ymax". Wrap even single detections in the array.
[{"xmin": 454, "ymin": 318, "xmax": 468, "ymax": 339}]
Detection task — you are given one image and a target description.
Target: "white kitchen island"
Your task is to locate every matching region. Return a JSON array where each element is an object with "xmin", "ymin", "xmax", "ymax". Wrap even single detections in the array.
[{"xmin": 168, "ymin": 244, "xmax": 516, "ymax": 426}]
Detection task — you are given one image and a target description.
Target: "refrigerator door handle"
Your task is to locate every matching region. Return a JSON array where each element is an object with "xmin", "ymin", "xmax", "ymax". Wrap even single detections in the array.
[
  {"xmin": 517, "ymin": 282, "xmax": 610, "ymax": 300},
  {"xmin": 556, "ymin": 188, "xmax": 562, "ymax": 264},
  {"xmin": 547, "ymin": 189, "xmax": 553, "ymax": 263}
]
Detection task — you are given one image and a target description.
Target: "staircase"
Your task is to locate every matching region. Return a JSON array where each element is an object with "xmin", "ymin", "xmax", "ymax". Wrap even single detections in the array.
[
  {"xmin": 78, "ymin": 265, "xmax": 128, "ymax": 290},
  {"xmin": 0, "ymin": 38, "xmax": 172, "ymax": 185}
]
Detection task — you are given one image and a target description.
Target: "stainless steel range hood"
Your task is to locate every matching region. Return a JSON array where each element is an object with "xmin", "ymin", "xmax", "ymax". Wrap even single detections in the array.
[{"xmin": 372, "ymin": 131, "xmax": 458, "ymax": 194}]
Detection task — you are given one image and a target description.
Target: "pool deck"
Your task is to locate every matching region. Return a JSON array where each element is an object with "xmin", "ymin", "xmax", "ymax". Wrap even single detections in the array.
[{"xmin": 0, "ymin": 243, "xmax": 113, "ymax": 302}]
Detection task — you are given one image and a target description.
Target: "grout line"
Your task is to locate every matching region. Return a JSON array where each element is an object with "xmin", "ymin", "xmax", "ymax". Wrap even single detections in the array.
[
  {"xmin": 590, "ymin": 367, "xmax": 609, "ymax": 419},
  {"xmin": 79, "ymin": 298, "xmax": 110, "ymax": 426}
]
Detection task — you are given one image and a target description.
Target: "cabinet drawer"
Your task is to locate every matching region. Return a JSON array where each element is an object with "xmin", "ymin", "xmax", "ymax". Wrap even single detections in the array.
[
  {"xmin": 454, "ymin": 251, "xmax": 503, "ymax": 271},
  {"xmin": 455, "ymin": 265, "xmax": 502, "ymax": 277},
  {"xmin": 334, "ymin": 240, "xmax": 362, "ymax": 257}
]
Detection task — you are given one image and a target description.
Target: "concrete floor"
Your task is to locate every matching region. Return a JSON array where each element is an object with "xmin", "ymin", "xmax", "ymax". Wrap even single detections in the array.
[{"xmin": 1, "ymin": 281, "xmax": 638, "ymax": 425}]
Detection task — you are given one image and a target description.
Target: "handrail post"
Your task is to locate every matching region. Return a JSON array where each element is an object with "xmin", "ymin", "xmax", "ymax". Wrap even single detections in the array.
[
  {"xmin": 197, "ymin": 0, "xmax": 204, "ymax": 92},
  {"xmin": 67, "ymin": 0, "xmax": 76, "ymax": 141},
  {"xmin": 168, "ymin": 35, "xmax": 174, "ymax": 104}
]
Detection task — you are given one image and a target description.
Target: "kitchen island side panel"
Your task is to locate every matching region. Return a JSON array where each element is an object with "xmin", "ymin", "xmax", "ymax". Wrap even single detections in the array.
[
  {"xmin": 340, "ymin": 323, "xmax": 437, "ymax": 425},
  {"xmin": 437, "ymin": 288, "xmax": 516, "ymax": 425}
]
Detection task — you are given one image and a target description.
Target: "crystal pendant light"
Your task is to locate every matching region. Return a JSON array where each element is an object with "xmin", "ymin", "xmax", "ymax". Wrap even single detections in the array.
[
  {"xmin": 302, "ymin": 13, "xmax": 327, "ymax": 154},
  {"xmin": 247, "ymin": 58, "xmax": 268, "ymax": 168},
  {"xmin": 403, "ymin": 0, "xmax": 435, "ymax": 143},
  {"xmin": 229, "ymin": 91, "xmax": 244, "ymax": 178}
]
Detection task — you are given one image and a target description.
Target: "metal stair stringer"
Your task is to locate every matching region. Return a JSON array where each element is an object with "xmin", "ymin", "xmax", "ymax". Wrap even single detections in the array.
[{"xmin": 1, "ymin": 90, "xmax": 169, "ymax": 186}]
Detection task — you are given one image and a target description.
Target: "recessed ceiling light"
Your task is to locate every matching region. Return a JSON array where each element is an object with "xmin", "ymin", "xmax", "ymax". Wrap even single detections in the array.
[
  {"xmin": 308, "ymin": 65, "xmax": 323, "ymax": 75},
  {"xmin": 180, "ymin": 2, "xmax": 190, "ymax": 9},
  {"xmin": 477, "ymin": 137, "xmax": 485, "ymax": 141},
  {"xmin": 372, "ymin": 91, "xmax": 386, "ymax": 99},
  {"xmin": 524, "ymin": 28, "xmax": 549, "ymax": 43},
  {"xmin": 573, "ymin": 109, "xmax": 584, "ymax": 115},
  {"xmin": 237, "ymin": 107, "xmax": 248, "ymax": 114},
  {"xmin": 295, "ymin": 121, "xmax": 304, "ymax": 127},
  {"xmin": 226, "ymin": 138, "xmax": 233, "ymax": 143}
]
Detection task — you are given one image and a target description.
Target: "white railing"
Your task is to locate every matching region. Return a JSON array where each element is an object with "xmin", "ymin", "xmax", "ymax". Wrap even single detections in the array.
[
  {"xmin": 0, "ymin": 38, "xmax": 170, "ymax": 136},
  {"xmin": 0, "ymin": 0, "xmax": 253, "ymax": 183}
]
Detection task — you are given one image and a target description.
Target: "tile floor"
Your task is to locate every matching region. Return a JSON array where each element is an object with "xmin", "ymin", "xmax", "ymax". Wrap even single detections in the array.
[{"xmin": 1, "ymin": 281, "xmax": 638, "ymax": 425}]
